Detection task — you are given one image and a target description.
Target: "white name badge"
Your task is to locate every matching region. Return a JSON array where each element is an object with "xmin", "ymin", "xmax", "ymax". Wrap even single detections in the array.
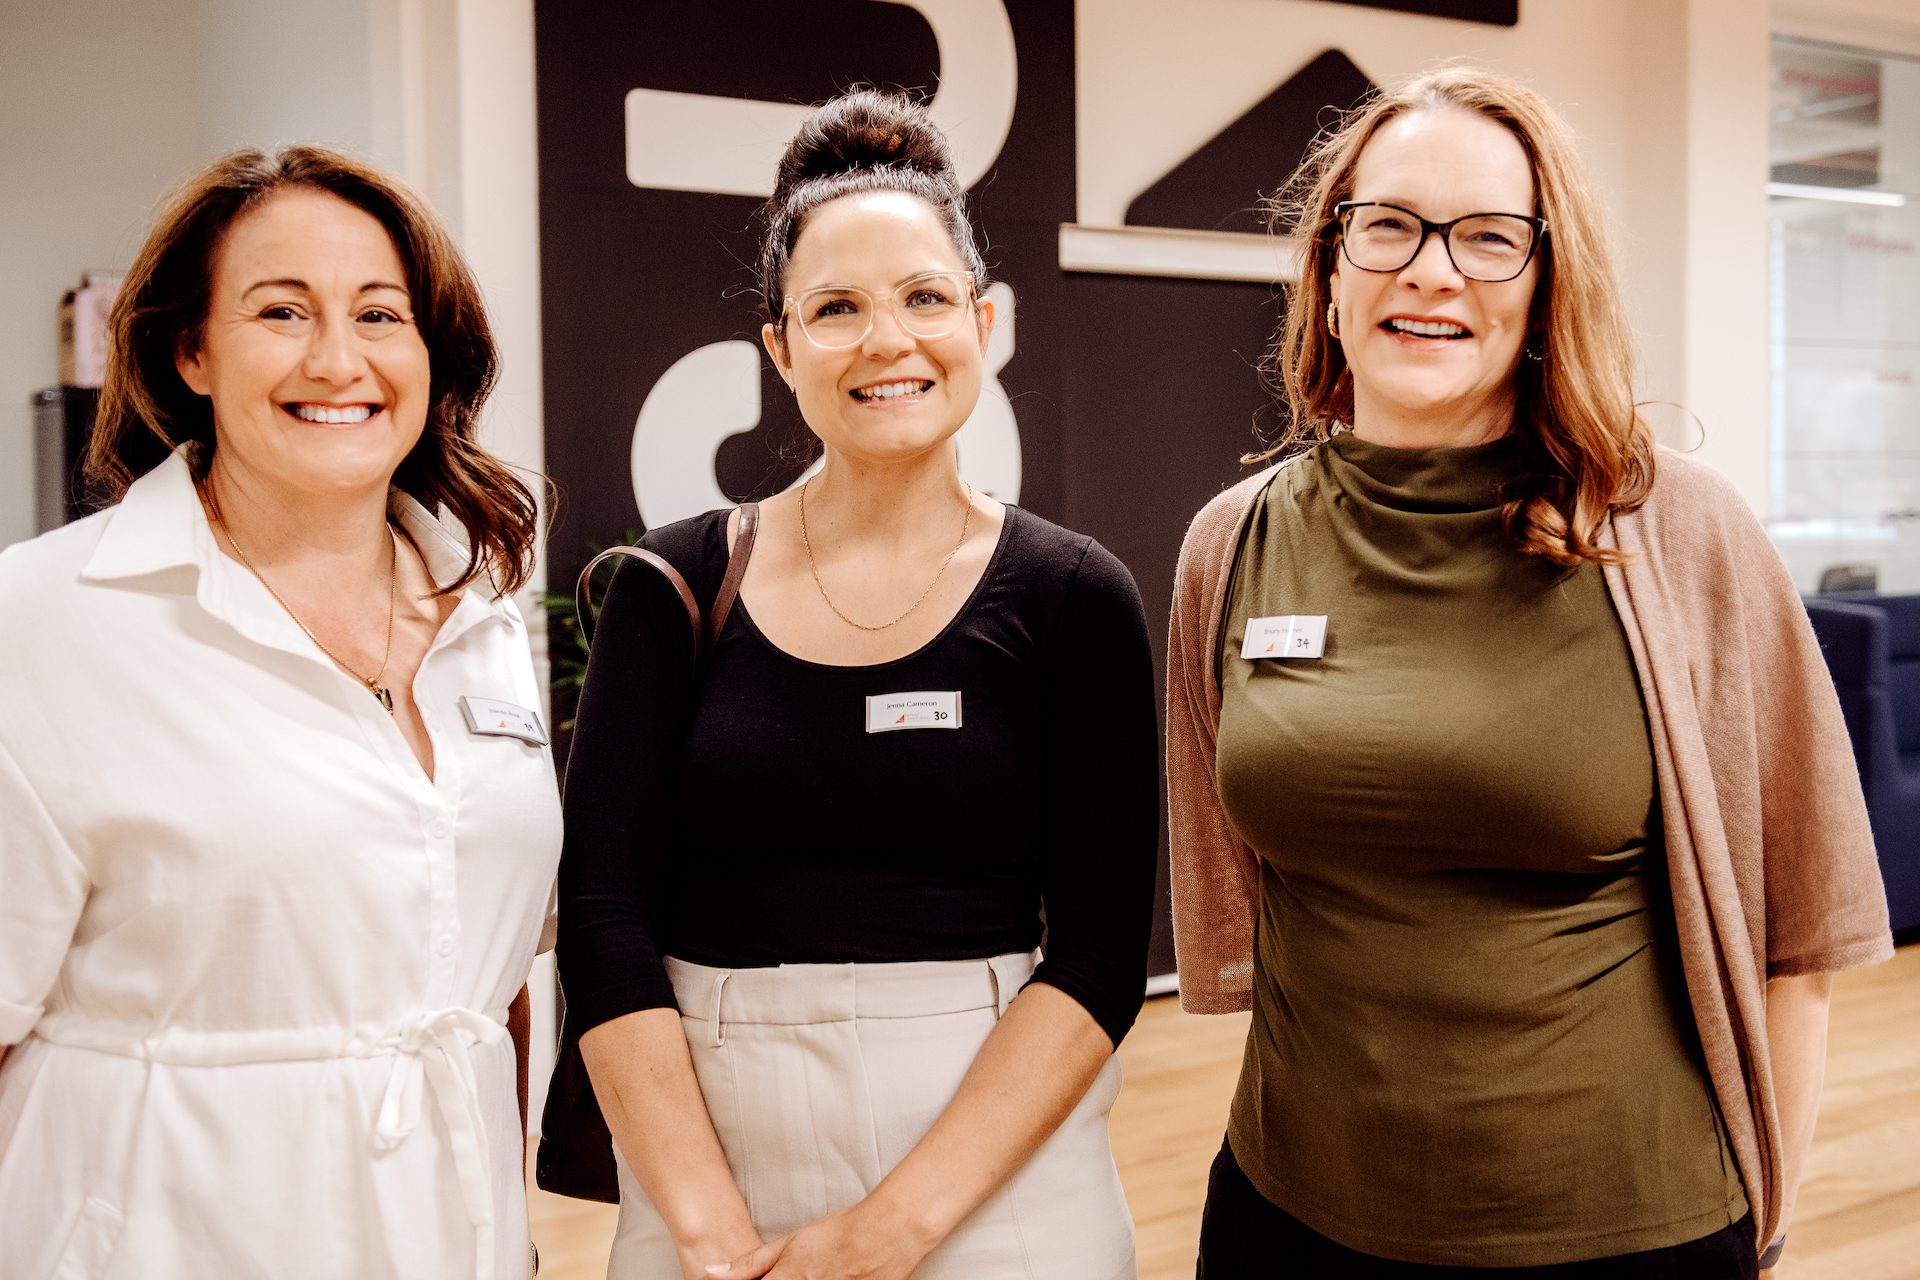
[
  {"xmin": 1241, "ymin": 614, "xmax": 1329, "ymax": 660},
  {"xmin": 865, "ymin": 690, "xmax": 963, "ymax": 733},
  {"xmin": 459, "ymin": 695, "xmax": 549, "ymax": 745}
]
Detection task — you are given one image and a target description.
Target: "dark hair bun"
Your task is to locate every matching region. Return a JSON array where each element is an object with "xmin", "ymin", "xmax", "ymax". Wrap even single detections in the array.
[
  {"xmin": 757, "ymin": 89, "xmax": 986, "ymax": 320},
  {"xmin": 773, "ymin": 90, "xmax": 957, "ymax": 202}
]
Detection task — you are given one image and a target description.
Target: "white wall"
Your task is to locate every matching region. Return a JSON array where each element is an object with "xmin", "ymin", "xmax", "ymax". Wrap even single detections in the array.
[
  {"xmin": 1, "ymin": 0, "xmax": 201, "ymax": 545},
  {"xmin": 1777, "ymin": 0, "xmax": 1920, "ymax": 57},
  {"xmin": 0, "ymin": 0, "xmax": 393, "ymax": 548},
  {"xmin": 395, "ymin": 0, "xmax": 548, "ymax": 593},
  {"xmin": 186, "ymin": 2, "xmax": 382, "ymax": 157}
]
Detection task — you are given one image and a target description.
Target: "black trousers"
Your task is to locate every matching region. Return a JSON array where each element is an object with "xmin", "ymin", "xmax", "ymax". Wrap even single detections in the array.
[{"xmin": 1197, "ymin": 1140, "xmax": 1758, "ymax": 1280}]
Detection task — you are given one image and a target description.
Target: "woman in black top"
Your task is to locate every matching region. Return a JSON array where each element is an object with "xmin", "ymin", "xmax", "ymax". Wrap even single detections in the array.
[{"xmin": 558, "ymin": 91, "xmax": 1157, "ymax": 1280}]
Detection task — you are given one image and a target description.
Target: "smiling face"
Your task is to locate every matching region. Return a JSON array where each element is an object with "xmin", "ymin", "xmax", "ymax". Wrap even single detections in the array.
[
  {"xmin": 175, "ymin": 186, "xmax": 430, "ymax": 502},
  {"xmin": 1330, "ymin": 107, "xmax": 1541, "ymax": 446},
  {"xmin": 763, "ymin": 189, "xmax": 991, "ymax": 467}
]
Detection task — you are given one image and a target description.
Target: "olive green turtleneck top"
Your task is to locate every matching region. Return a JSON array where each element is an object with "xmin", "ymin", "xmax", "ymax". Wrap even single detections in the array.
[{"xmin": 1215, "ymin": 431, "xmax": 1746, "ymax": 1267}]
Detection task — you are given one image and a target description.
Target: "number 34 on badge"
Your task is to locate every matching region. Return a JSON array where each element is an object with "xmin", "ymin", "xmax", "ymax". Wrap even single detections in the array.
[{"xmin": 1241, "ymin": 615, "xmax": 1328, "ymax": 660}]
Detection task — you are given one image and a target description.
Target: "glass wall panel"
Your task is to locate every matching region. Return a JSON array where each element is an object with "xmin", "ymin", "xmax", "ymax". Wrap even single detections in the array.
[{"xmin": 1769, "ymin": 37, "xmax": 1920, "ymax": 593}]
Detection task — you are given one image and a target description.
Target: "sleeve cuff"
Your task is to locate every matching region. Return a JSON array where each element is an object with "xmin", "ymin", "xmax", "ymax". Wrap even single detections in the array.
[
  {"xmin": 1767, "ymin": 933, "xmax": 1896, "ymax": 978},
  {"xmin": 561, "ymin": 979, "xmax": 680, "ymax": 1037},
  {"xmin": 1177, "ymin": 984, "xmax": 1254, "ymax": 1016},
  {"xmin": 1024, "ymin": 971, "xmax": 1143, "ymax": 1050}
]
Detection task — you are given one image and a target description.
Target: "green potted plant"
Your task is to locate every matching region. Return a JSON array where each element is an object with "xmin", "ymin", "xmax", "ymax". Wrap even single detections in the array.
[{"xmin": 540, "ymin": 530, "xmax": 642, "ymax": 735}]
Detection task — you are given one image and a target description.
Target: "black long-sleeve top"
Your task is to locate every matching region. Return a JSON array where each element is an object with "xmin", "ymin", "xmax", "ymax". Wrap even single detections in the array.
[{"xmin": 556, "ymin": 505, "xmax": 1160, "ymax": 1048}]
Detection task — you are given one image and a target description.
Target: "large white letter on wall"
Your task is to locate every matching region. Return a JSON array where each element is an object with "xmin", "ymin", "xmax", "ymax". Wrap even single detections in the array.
[
  {"xmin": 954, "ymin": 280, "xmax": 1021, "ymax": 501},
  {"xmin": 624, "ymin": 0, "xmax": 1016, "ymax": 197},
  {"xmin": 630, "ymin": 341, "xmax": 761, "ymax": 528}
]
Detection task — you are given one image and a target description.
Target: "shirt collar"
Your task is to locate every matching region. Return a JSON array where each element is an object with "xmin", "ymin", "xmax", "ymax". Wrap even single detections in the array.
[
  {"xmin": 80, "ymin": 448, "xmax": 216, "ymax": 583},
  {"xmin": 388, "ymin": 489, "xmax": 521, "ymax": 640},
  {"xmin": 81, "ymin": 448, "xmax": 517, "ymax": 631}
]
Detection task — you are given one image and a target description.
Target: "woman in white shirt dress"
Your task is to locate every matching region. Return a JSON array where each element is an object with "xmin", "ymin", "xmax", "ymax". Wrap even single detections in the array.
[{"xmin": 0, "ymin": 146, "xmax": 561, "ymax": 1280}]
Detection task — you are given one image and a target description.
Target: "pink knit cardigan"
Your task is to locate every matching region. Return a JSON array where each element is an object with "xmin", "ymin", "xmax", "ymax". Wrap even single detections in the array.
[{"xmin": 1166, "ymin": 447, "xmax": 1894, "ymax": 1250}]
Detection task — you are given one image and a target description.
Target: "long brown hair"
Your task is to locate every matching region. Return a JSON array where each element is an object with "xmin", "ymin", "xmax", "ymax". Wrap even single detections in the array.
[
  {"xmin": 1262, "ymin": 66, "xmax": 1654, "ymax": 566},
  {"xmin": 86, "ymin": 145, "xmax": 539, "ymax": 597}
]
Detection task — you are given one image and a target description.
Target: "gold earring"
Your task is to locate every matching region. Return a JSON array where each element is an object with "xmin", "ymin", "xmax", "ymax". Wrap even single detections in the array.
[{"xmin": 1326, "ymin": 301, "xmax": 1341, "ymax": 340}]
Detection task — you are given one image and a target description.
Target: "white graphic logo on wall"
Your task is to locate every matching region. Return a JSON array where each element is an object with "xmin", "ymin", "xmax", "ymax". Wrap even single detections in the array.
[{"xmin": 624, "ymin": 0, "xmax": 1022, "ymax": 528}]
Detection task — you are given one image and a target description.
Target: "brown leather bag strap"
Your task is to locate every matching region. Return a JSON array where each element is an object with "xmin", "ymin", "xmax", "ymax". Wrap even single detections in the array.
[
  {"xmin": 707, "ymin": 502, "xmax": 758, "ymax": 646},
  {"xmin": 575, "ymin": 545, "xmax": 701, "ymax": 651}
]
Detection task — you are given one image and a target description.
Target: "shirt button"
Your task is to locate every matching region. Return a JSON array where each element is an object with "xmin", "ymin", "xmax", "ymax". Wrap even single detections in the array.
[
  {"xmin": 436, "ymin": 936, "xmax": 455, "ymax": 957},
  {"xmin": 429, "ymin": 819, "xmax": 451, "ymax": 839}
]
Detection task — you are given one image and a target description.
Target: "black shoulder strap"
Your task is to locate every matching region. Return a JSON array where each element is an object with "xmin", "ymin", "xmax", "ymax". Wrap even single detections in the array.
[{"xmin": 574, "ymin": 503, "xmax": 761, "ymax": 653}]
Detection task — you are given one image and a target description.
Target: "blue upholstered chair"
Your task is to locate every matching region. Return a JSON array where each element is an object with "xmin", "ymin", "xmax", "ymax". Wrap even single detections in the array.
[{"xmin": 1803, "ymin": 595, "xmax": 1920, "ymax": 936}]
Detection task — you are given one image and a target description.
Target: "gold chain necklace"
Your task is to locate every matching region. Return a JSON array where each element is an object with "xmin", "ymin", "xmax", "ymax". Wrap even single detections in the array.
[
  {"xmin": 799, "ymin": 478, "xmax": 974, "ymax": 632},
  {"xmin": 201, "ymin": 484, "xmax": 401, "ymax": 713}
]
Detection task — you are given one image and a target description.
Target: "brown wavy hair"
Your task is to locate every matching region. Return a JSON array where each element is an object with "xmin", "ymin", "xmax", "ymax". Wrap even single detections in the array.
[
  {"xmin": 1261, "ymin": 65, "xmax": 1654, "ymax": 566},
  {"xmin": 85, "ymin": 145, "xmax": 539, "ymax": 597}
]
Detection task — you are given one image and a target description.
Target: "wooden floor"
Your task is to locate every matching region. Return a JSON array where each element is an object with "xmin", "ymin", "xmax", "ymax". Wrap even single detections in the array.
[{"xmin": 531, "ymin": 944, "xmax": 1920, "ymax": 1279}]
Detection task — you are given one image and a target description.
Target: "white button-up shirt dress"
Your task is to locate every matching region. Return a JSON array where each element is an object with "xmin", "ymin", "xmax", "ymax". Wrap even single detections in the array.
[{"xmin": 0, "ymin": 452, "xmax": 562, "ymax": 1280}]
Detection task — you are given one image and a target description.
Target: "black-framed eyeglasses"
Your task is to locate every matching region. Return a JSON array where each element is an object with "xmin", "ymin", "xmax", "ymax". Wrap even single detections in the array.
[{"xmin": 1329, "ymin": 201, "xmax": 1548, "ymax": 283}]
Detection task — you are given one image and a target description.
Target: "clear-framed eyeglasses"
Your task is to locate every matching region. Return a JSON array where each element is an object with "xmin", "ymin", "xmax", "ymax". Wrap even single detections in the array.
[
  {"xmin": 782, "ymin": 270, "xmax": 979, "ymax": 350},
  {"xmin": 1330, "ymin": 201, "xmax": 1548, "ymax": 283}
]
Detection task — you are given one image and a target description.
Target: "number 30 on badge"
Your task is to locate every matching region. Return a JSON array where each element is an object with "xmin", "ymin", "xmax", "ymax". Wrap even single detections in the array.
[{"xmin": 865, "ymin": 691, "xmax": 964, "ymax": 733}]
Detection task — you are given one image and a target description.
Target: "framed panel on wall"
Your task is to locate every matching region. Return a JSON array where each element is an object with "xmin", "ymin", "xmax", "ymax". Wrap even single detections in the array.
[{"xmin": 1768, "ymin": 36, "xmax": 1920, "ymax": 593}]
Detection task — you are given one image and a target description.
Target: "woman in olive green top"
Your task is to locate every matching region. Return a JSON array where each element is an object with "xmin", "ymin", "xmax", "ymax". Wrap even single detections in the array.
[{"xmin": 1168, "ymin": 67, "xmax": 1891, "ymax": 1277}]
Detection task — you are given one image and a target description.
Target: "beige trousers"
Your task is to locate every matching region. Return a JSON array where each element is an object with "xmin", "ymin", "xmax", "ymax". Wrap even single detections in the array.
[{"xmin": 607, "ymin": 952, "xmax": 1137, "ymax": 1279}]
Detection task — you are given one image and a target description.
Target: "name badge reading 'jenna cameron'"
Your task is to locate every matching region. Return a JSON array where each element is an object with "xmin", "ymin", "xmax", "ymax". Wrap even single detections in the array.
[
  {"xmin": 1241, "ymin": 615, "xmax": 1329, "ymax": 660},
  {"xmin": 459, "ymin": 695, "xmax": 550, "ymax": 745},
  {"xmin": 865, "ymin": 691, "xmax": 963, "ymax": 733}
]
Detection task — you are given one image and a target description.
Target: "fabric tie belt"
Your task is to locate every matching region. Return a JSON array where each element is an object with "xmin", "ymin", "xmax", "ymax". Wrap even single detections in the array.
[
  {"xmin": 35, "ymin": 1005, "xmax": 509, "ymax": 1280},
  {"xmin": 369, "ymin": 1006, "xmax": 507, "ymax": 1280}
]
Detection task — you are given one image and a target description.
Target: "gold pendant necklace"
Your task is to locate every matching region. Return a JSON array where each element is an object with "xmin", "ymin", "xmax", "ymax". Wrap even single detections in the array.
[
  {"xmin": 799, "ymin": 478, "xmax": 974, "ymax": 632},
  {"xmin": 201, "ymin": 484, "xmax": 400, "ymax": 713}
]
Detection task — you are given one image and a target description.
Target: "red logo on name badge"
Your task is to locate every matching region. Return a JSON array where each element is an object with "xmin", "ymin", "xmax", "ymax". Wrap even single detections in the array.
[
  {"xmin": 499, "ymin": 720, "xmax": 509, "ymax": 729},
  {"xmin": 896, "ymin": 714, "xmax": 907, "ymax": 724}
]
